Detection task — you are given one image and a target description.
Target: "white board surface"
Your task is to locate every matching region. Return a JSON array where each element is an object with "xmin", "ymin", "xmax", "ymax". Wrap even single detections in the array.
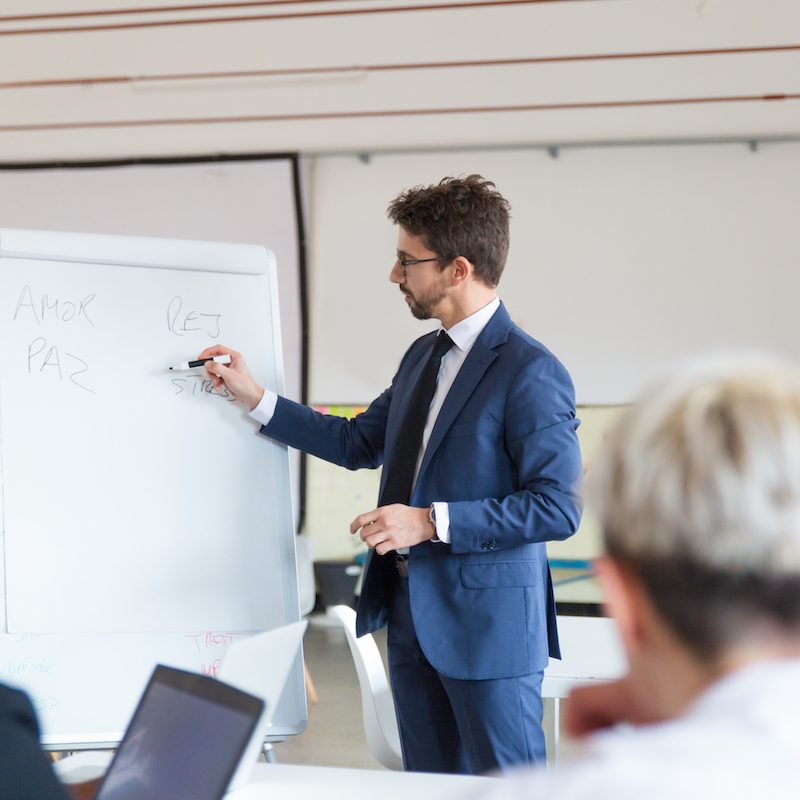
[
  {"xmin": 0, "ymin": 157, "xmax": 303, "ymax": 522},
  {"xmin": 0, "ymin": 229, "xmax": 306, "ymax": 746}
]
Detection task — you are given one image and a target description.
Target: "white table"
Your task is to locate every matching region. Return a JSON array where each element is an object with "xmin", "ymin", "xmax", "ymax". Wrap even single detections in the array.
[
  {"xmin": 232, "ymin": 763, "xmax": 497, "ymax": 799},
  {"xmin": 55, "ymin": 755, "xmax": 497, "ymax": 798}
]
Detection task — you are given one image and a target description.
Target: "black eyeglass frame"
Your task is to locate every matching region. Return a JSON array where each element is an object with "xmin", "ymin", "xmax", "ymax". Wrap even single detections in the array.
[{"xmin": 396, "ymin": 255, "xmax": 454, "ymax": 270}]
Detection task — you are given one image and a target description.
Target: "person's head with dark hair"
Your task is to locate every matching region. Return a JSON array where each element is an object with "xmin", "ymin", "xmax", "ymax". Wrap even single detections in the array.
[
  {"xmin": 387, "ymin": 175, "xmax": 509, "ymax": 328},
  {"xmin": 388, "ymin": 175, "xmax": 510, "ymax": 288}
]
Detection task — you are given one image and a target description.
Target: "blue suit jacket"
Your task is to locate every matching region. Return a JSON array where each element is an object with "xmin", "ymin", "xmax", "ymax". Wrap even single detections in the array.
[{"xmin": 264, "ymin": 302, "xmax": 582, "ymax": 680}]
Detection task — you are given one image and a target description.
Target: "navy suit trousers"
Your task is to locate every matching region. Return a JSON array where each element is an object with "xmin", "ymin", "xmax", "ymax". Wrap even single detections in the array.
[{"xmin": 387, "ymin": 574, "xmax": 545, "ymax": 775}]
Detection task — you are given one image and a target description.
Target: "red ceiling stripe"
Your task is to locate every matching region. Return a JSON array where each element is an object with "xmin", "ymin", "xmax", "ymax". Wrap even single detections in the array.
[
  {"xmin": 0, "ymin": 0, "xmax": 573, "ymax": 23},
  {"xmin": 2, "ymin": 44, "xmax": 798, "ymax": 91},
  {"xmin": 0, "ymin": 0, "xmax": 598, "ymax": 36},
  {"xmin": 0, "ymin": 93, "xmax": 796, "ymax": 133}
]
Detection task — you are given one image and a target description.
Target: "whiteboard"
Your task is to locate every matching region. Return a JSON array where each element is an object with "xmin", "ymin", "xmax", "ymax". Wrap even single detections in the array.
[
  {"xmin": 0, "ymin": 228, "xmax": 306, "ymax": 746},
  {"xmin": 0, "ymin": 157, "xmax": 304, "ymax": 523}
]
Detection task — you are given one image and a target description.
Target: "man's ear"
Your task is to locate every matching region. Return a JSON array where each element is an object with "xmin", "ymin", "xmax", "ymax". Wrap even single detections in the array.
[
  {"xmin": 595, "ymin": 556, "xmax": 651, "ymax": 658},
  {"xmin": 450, "ymin": 256, "xmax": 472, "ymax": 285}
]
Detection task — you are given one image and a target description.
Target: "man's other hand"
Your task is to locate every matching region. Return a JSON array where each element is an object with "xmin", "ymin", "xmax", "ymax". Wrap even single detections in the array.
[{"xmin": 349, "ymin": 505, "xmax": 435, "ymax": 554}]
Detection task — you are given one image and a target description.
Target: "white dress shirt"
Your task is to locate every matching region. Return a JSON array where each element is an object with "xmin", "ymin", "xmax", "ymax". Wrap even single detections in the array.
[
  {"xmin": 251, "ymin": 297, "xmax": 501, "ymax": 547},
  {"xmin": 473, "ymin": 658, "xmax": 800, "ymax": 800}
]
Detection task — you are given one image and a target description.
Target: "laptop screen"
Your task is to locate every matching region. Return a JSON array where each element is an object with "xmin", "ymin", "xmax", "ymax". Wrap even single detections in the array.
[{"xmin": 96, "ymin": 665, "xmax": 264, "ymax": 800}]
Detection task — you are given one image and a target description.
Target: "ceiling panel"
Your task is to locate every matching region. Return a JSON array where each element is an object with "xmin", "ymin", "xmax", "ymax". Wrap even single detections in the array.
[{"xmin": 1, "ymin": 0, "xmax": 799, "ymax": 158}]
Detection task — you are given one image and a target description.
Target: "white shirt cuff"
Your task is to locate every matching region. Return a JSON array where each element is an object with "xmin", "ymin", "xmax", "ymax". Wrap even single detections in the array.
[
  {"xmin": 249, "ymin": 389, "xmax": 278, "ymax": 426},
  {"xmin": 432, "ymin": 502, "xmax": 451, "ymax": 544}
]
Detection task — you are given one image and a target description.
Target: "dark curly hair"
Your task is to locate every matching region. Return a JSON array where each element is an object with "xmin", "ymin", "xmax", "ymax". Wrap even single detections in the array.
[{"xmin": 387, "ymin": 175, "xmax": 510, "ymax": 288}]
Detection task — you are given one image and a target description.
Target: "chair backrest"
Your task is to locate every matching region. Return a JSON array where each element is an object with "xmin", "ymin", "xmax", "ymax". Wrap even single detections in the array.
[{"xmin": 328, "ymin": 605, "xmax": 404, "ymax": 771}]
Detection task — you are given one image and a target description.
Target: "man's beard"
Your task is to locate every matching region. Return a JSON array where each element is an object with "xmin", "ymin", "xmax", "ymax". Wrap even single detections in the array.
[{"xmin": 401, "ymin": 284, "xmax": 447, "ymax": 320}]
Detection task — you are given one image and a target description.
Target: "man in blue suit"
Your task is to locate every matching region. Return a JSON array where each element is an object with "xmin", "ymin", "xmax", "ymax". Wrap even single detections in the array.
[{"xmin": 201, "ymin": 175, "xmax": 582, "ymax": 775}]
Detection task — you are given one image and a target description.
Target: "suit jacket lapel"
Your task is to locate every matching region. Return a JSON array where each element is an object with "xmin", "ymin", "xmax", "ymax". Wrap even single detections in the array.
[{"xmin": 414, "ymin": 303, "xmax": 513, "ymax": 487}]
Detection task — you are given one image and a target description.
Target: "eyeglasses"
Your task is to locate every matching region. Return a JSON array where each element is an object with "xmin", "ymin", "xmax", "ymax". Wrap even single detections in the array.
[{"xmin": 396, "ymin": 254, "xmax": 453, "ymax": 270}]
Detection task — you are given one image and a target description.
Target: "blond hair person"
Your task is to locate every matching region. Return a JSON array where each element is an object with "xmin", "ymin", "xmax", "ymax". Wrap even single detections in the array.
[{"xmin": 477, "ymin": 354, "xmax": 800, "ymax": 799}]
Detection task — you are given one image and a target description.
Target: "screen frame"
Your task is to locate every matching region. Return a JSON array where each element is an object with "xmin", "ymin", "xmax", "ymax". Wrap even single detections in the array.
[{"xmin": 95, "ymin": 664, "xmax": 265, "ymax": 800}]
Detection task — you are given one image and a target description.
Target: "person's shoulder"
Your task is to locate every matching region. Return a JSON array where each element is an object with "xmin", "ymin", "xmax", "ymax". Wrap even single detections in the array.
[
  {"xmin": 0, "ymin": 683, "xmax": 35, "ymax": 712},
  {"xmin": 506, "ymin": 325, "xmax": 555, "ymax": 360},
  {"xmin": 476, "ymin": 711, "xmax": 794, "ymax": 800},
  {"xmin": 0, "ymin": 683, "xmax": 40, "ymax": 742},
  {"xmin": 0, "ymin": 684, "xmax": 72, "ymax": 800},
  {"xmin": 557, "ymin": 713, "xmax": 771, "ymax": 797},
  {"xmin": 502, "ymin": 325, "xmax": 573, "ymax": 387},
  {"xmin": 490, "ymin": 305, "xmax": 559, "ymax": 363},
  {"xmin": 486, "ymin": 728, "xmax": 688, "ymax": 800}
]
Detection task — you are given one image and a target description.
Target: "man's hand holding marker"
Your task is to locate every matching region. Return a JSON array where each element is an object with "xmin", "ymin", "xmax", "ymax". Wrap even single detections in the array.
[{"xmin": 196, "ymin": 345, "xmax": 266, "ymax": 411}]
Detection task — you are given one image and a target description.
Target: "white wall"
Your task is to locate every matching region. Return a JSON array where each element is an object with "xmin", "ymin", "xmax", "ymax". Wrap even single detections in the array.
[{"xmin": 308, "ymin": 141, "xmax": 800, "ymax": 404}]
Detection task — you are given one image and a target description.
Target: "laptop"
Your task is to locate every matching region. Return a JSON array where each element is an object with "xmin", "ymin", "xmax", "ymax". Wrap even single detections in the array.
[
  {"xmin": 93, "ymin": 664, "xmax": 264, "ymax": 800},
  {"xmin": 216, "ymin": 619, "xmax": 308, "ymax": 792}
]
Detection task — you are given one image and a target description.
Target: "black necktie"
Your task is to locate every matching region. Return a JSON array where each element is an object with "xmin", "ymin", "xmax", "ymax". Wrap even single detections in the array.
[{"xmin": 379, "ymin": 332, "xmax": 455, "ymax": 506}]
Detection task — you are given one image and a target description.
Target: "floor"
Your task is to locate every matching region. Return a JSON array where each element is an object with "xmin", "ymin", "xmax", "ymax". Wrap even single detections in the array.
[{"xmin": 273, "ymin": 613, "xmax": 389, "ymax": 770}]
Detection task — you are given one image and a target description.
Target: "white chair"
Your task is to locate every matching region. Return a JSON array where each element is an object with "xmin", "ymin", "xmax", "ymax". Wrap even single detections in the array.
[{"xmin": 328, "ymin": 604, "xmax": 404, "ymax": 771}]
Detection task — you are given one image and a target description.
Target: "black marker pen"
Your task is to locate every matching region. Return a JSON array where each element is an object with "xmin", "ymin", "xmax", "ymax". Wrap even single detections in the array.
[{"xmin": 169, "ymin": 354, "xmax": 232, "ymax": 371}]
